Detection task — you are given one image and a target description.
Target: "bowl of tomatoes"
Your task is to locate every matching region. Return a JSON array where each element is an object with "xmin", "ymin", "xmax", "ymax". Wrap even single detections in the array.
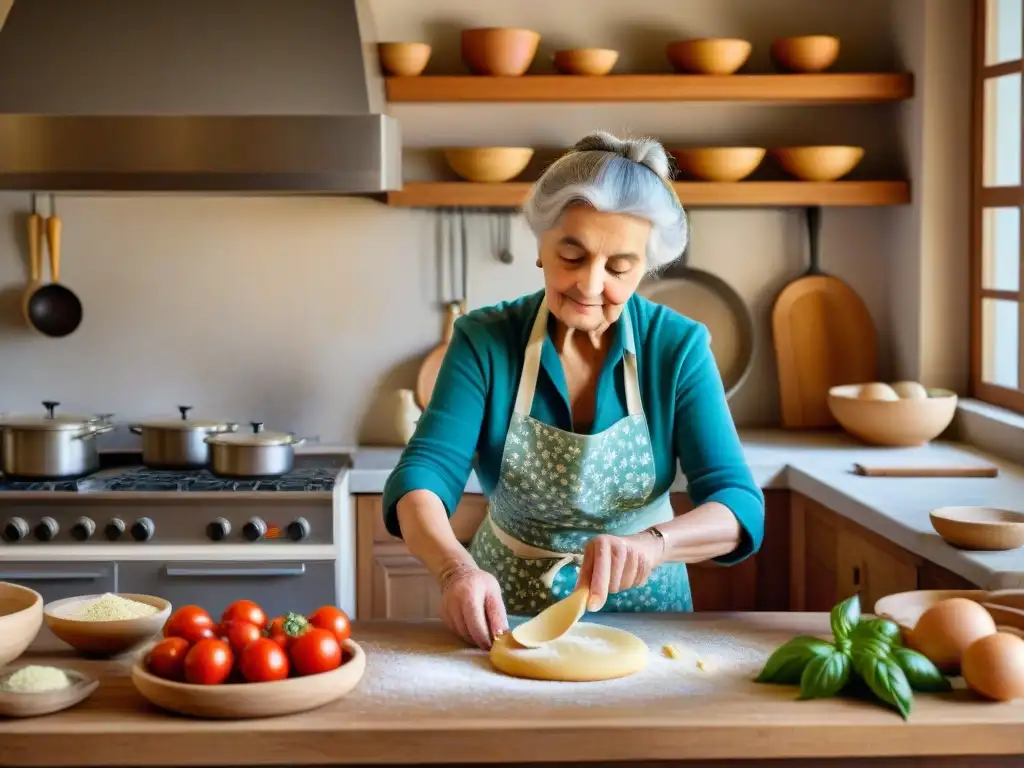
[{"xmin": 130, "ymin": 599, "xmax": 364, "ymax": 719}]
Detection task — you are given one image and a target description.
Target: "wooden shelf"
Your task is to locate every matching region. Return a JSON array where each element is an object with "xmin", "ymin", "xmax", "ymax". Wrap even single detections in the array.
[
  {"xmin": 386, "ymin": 74, "xmax": 914, "ymax": 103},
  {"xmin": 386, "ymin": 181, "xmax": 911, "ymax": 208}
]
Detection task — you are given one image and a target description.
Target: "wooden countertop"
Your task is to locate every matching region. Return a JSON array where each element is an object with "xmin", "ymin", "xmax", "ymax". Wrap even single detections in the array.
[{"xmin": 1, "ymin": 613, "xmax": 1022, "ymax": 766}]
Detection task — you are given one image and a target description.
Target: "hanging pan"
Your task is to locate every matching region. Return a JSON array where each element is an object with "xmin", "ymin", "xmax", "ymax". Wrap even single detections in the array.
[
  {"xmin": 25, "ymin": 211, "xmax": 83, "ymax": 338},
  {"xmin": 639, "ymin": 245, "xmax": 756, "ymax": 400}
]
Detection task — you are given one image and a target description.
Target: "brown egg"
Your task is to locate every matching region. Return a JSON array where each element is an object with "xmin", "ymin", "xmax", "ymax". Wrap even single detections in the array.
[
  {"xmin": 908, "ymin": 598, "xmax": 997, "ymax": 673},
  {"xmin": 962, "ymin": 632, "xmax": 1024, "ymax": 701}
]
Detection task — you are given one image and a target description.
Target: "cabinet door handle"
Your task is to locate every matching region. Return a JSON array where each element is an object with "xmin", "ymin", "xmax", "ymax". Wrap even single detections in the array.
[
  {"xmin": 0, "ymin": 571, "xmax": 105, "ymax": 581},
  {"xmin": 853, "ymin": 566, "xmax": 861, "ymax": 586},
  {"xmin": 165, "ymin": 565, "xmax": 307, "ymax": 578}
]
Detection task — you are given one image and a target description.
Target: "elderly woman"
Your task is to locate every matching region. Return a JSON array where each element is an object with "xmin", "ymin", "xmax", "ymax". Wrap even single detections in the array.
[{"xmin": 383, "ymin": 131, "xmax": 764, "ymax": 649}]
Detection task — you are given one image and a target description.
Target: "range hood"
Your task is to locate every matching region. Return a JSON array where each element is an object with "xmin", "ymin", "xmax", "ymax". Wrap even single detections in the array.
[{"xmin": 0, "ymin": 0, "xmax": 402, "ymax": 194}]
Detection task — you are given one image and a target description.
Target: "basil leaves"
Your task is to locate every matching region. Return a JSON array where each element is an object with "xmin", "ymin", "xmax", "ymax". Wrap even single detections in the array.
[{"xmin": 755, "ymin": 594, "xmax": 951, "ymax": 719}]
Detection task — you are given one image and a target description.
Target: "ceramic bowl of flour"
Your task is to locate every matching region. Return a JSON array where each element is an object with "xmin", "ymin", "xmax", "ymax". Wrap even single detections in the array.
[{"xmin": 44, "ymin": 593, "xmax": 171, "ymax": 656}]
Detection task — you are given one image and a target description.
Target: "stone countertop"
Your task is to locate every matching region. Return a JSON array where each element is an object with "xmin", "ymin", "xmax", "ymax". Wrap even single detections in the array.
[
  {"xmin": 4, "ymin": 614, "xmax": 1023, "ymax": 766},
  {"xmin": 346, "ymin": 429, "xmax": 1024, "ymax": 590}
]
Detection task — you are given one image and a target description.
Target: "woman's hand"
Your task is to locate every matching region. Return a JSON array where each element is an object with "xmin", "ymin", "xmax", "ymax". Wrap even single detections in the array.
[
  {"xmin": 439, "ymin": 562, "xmax": 508, "ymax": 649},
  {"xmin": 576, "ymin": 532, "xmax": 666, "ymax": 611}
]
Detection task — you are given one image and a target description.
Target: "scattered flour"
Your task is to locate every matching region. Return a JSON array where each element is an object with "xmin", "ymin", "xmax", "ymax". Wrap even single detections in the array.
[{"xmin": 346, "ymin": 616, "xmax": 785, "ymax": 717}]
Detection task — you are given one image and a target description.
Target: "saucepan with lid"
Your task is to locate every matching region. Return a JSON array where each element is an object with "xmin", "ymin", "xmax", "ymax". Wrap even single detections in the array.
[
  {"xmin": 205, "ymin": 422, "xmax": 306, "ymax": 478},
  {"xmin": 129, "ymin": 406, "xmax": 238, "ymax": 469},
  {"xmin": 0, "ymin": 401, "xmax": 113, "ymax": 479}
]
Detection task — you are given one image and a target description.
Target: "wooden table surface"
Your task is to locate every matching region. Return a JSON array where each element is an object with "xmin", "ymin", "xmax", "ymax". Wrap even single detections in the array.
[{"xmin": 0, "ymin": 613, "xmax": 1022, "ymax": 767}]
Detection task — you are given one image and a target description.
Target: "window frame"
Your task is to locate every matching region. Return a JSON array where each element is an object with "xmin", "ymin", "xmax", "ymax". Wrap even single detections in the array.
[{"xmin": 971, "ymin": 0, "xmax": 1024, "ymax": 414}]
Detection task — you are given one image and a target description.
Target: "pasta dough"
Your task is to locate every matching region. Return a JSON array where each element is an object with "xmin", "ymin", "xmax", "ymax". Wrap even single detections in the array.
[{"xmin": 489, "ymin": 622, "xmax": 648, "ymax": 682}]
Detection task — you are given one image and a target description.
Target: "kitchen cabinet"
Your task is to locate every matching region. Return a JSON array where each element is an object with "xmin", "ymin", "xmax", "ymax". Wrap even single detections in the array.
[
  {"xmin": 788, "ymin": 494, "xmax": 982, "ymax": 613},
  {"xmin": 354, "ymin": 490, "xmax": 791, "ymax": 619},
  {"xmin": 355, "ymin": 494, "xmax": 487, "ymax": 620}
]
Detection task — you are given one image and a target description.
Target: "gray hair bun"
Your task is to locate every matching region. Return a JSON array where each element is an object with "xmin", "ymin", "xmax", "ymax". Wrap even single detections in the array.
[
  {"xmin": 570, "ymin": 131, "xmax": 674, "ymax": 183},
  {"xmin": 522, "ymin": 130, "xmax": 688, "ymax": 272}
]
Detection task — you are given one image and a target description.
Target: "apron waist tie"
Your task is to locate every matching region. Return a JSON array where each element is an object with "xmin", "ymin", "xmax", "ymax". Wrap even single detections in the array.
[{"xmin": 487, "ymin": 515, "xmax": 583, "ymax": 588}]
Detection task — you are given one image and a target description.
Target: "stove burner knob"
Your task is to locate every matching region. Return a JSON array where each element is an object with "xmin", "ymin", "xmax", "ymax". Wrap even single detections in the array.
[
  {"xmin": 70, "ymin": 517, "xmax": 96, "ymax": 542},
  {"xmin": 131, "ymin": 517, "xmax": 155, "ymax": 542},
  {"xmin": 242, "ymin": 517, "xmax": 266, "ymax": 542},
  {"xmin": 34, "ymin": 517, "xmax": 59, "ymax": 542},
  {"xmin": 206, "ymin": 518, "xmax": 231, "ymax": 541},
  {"xmin": 104, "ymin": 518, "xmax": 126, "ymax": 541},
  {"xmin": 3, "ymin": 517, "xmax": 29, "ymax": 543},
  {"xmin": 286, "ymin": 517, "xmax": 310, "ymax": 542}
]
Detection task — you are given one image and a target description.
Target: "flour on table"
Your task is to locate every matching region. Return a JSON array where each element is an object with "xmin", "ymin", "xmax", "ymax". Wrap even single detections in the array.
[{"xmin": 348, "ymin": 616, "xmax": 782, "ymax": 716}]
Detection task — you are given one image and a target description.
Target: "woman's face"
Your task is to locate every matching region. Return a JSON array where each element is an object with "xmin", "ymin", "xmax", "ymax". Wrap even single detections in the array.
[{"xmin": 538, "ymin": 205, "xmax": 650, "ymax": 333}]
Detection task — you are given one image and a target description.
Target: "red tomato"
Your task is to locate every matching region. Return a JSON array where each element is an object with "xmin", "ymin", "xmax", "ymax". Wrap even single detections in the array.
[
  {"xmin": 183, "ymin": 638, "xmax": 234, "ymax": 685},
  {"xmin": 221, "ymin": 599, "xmax": 267, "ymax": 631},
  {"xmin": 268, "ymin": 612, "xmax": 310, "ymax": 649},
  {"xmin": 218, "ymin": 620, "xmax": 262, "ymax": 655},
  {"xmin": 289, "ymin": 628, "xmax": 342, "ymax": 676},
  {"xmin": 308, "ymin": 606, "xmax": 351, "ymax": 644},
  {"xmin": 146, "ymin": 636, "xmax": 191, "ymax": 682},
  {"xmin": 239, "ymin": 637, "xmax": 290, "ymax": 683},
  {"xmin": 164, "ymin": 605, "xmax": 216, "ymax": 644}
]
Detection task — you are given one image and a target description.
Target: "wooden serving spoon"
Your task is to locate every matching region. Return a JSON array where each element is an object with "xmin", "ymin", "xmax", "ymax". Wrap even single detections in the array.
[{"xmin": 510, "ymin": 587, "xmax": 590, "ymax": 648}]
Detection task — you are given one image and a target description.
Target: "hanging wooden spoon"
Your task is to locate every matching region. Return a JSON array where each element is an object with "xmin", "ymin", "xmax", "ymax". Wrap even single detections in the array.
[{"xmin": 510, "ymin": 587, "xmax": 590, "ymax": 648}]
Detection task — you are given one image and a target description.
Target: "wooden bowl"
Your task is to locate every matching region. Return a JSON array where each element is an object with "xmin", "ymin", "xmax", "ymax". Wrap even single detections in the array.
[
  {"xmin": 444, "ymin": 147, "xmax": 534, "ymax": 183},
  {"xmin": 44, "ymin": 593, "xmax": 171, "ymax": 656},
  {"xmin": 0, "ymin": 667, "xmax": 98, "ymax": 718},
  {"xmin": 827, "ymin": 384, "xmax": 958, "ymax": 446},
  {"xmin": 875, "ymin": 590, "xmax": 1024, "ymax": 645},
  {"xmin": 930, "ymin": 506, "xmax": 1024, "ymax": 551},
  {"xmin": 0, "ymin": 582, "xmax": 43, "ymax": 668},
  {"xmin": 461, "ymin": 28, "xmax": 541, "ymax": 76},
  {"xmin": 666, "ymin": 38, "xmax": 752, "ymax": 75},
  {"xmin": 670, "ymin": 147, "xmax": 766, "ymax": 182},
  {"xmin": 770, "ymin": 35, "xmax": 840, "ymax": 73},
  {"xmin": 131, "ymin": 639, "xmax": 366, "ymax": 718},
  {"xmin": 771, "ymin": 145, "xmax": 865, "ymax": 181},
  {"xmin": 553, "ymin": 48, "xmax": 619, "ymax": 76},
  {"xmin": 378, "ymin": 42, "xmax": 432, "ymax": 77},
  {"xmin": 874, "ymin": 590, "xmax": 988, "ymax": 642}
]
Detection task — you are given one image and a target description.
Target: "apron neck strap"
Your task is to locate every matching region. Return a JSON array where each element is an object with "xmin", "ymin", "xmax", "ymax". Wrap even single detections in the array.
[{"xmin": 513, "ymin": 295, "xmax": 643, "ymax": 417}]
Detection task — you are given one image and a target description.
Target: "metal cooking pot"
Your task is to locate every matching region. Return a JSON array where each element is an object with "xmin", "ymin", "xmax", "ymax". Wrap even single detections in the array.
[
  {"xmin": 0, "ymin": 401, "xmax": 113, "ymax": 479},
  {"xmin": 129, "ymin": 405, "xmax": 238, "ymax": 469},
  {"xmin": 205, "ymin": 422, "xmax": 306, "ymax": 478}
]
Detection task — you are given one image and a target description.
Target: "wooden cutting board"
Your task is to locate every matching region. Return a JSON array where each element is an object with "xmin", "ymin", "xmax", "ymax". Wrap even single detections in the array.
[{"xmin": 772, "ymin": 207, "xmax": 878, "ymax": 429}]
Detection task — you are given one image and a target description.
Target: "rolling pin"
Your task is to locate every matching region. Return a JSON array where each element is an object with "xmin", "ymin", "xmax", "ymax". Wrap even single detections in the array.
[{"xmin": 852, "ymin": 464, "xmax": 999, "ymax": 478}]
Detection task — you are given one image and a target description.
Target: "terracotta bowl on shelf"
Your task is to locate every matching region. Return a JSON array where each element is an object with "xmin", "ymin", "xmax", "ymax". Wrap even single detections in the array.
[
  {"xmin": 43, "ymin": 593, "xmax": 171, "ymax": 656},
  {"xmin": 670, "ymin": 147, "xmax": 766, "ymax": 182},
  {"xmin": 929, "ymin": 506, "xmax": 1024, "ymax": 551},
  {"xmin": 770, "ymin": 35, "xmax": 840, "ymax": 73},
  {"xmin": 378, "ymin": 42, "xmax": 432, "ymax": 77},
  {"xmin": 461, "ymin": 28, "xmax": 541, "ymax": 76},
  {"xmin": 826, "ymin": 384, "xmax": 958, "ymax": 447},
  {"xmin": 443, "ymin": 147, "xmax": 534, "ymax": 183},
  {"xmin": 0, "ymin": 582, "xmax": 43, "ymax": 668},
  {"xmin": 771, "ymin": 145, "xmax": 864, "ymax": 181},
  {"xmin": 665, "ymin": 38, "xmax": 752, "ymax": 75},
  {"xmin": 131, "ymin": 639, "xmax": 366, "ymax": 719},
  {"xmin": 553, "ymin": 48, "xmax": 619, "ymax": 76}
]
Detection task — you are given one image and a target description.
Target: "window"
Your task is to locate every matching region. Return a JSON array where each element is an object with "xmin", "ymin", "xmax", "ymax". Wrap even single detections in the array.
[{"xmin": 973, "ymin": 0, "xmax": 1024, "ymax": 413}]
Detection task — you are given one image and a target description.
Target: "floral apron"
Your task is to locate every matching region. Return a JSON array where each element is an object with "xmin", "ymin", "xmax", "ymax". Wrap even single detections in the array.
[{"xmin": 468, "ymin": 296, "xmax": 692, "ymax": 616}]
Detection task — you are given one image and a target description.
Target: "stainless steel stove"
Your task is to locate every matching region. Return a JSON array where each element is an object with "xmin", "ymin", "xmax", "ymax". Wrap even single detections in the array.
[{"xmin": 0, "ymin": 453, "xmax": 355, "ymax": 621}]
